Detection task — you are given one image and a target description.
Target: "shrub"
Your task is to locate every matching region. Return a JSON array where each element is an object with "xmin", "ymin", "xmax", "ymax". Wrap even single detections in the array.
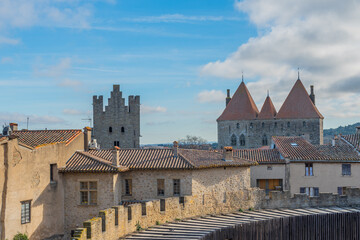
[
  {"xmin": 13, "ymin": 233, "xmax": 28, "ymax": 240},
  {"xmin": 135, "ymin": 221, "xmax": 143, "ymax": 231}
]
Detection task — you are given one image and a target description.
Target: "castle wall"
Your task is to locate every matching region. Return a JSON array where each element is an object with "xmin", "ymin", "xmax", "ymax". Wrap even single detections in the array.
[
  {"xmin": 93, "ymin": 85, "xmax": 140, "ymax": 149},
  {"xmin": 2, "ymin": 134, "xmax": 84, "ymax": 240},
  {"xmin": 218, "ymin": 118, "xmax": 323, "ymax": 149}
]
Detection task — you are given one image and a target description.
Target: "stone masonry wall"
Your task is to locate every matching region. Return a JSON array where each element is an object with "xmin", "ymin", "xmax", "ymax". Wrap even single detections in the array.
[
  {"xmin": 72, "ymin": 187, "xmax": 360, "ymax": 240},
  {"xmin": 218, "ymin": 118, "xmax": 323, "ymax": 149},
  {"xmin": 93, "ymin": 85, "xmax": 140, "ymax": 149}
]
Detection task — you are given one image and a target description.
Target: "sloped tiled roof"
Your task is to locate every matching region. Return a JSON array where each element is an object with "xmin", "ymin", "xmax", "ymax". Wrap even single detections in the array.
[
  {"xmin": 258, "ymin": 96, "xmax": 277, "ymax": 119},
  {"xmin": 217, "ymin": 82, "xmax": 259, "ymax": 121},
  {"xmin": 273, "ymin": 136, "xmax": 360, "ymax": 162},
  {"xmin": 276, "ymin": 79, "xmax": 323, "ymax": 119},
  {"xmin": 61, "ymin": 148, "xmax": 255, "ymax": 173},
  {"xmin": 12, "ymin": 129, "xmax": 82, "ymax": 149},
  {"xmin": 59, "ymin": 151, "xmax": 127, "ymax": 173},
  {"xmin": 342, "ymin": 134, "xmax": 360, "ymax": 151},
  {"xmin": 234, "ymin": 149, "xmax": 283, "ymax": 163}
]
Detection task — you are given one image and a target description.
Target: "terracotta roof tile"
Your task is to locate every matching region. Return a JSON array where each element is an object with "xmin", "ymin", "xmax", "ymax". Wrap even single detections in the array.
[
  {"xmin": 258, "ymin": 96, "xmax": 277, "ymax": 119},
  {"xmin": 273, "ymin": 136, "xmax": 360, "ymax": 161},
  {"xmin": 12, "ymin": 129, "xmax": 82, "ymax": 149},
  {"xmin": 233, "ymin": 149, "xmax": 283, "ymax": 163},
  {"xmin": 342, "ymin": 134, "xmax": 360, "ymax": 151},
  {"xmin": 276, "ymin": 80, "xmax": 323, "ymax": 119},
  {"xmin": 217, "ymin": 82, "xmax": 259, "ymax": 121},
  {"xmin": 59, "ymin": 151, "xmax": 125, "ymax": 173},
  {"xmin": 61, "ymin": 148, "xmax": 255, "ymax": 173}
]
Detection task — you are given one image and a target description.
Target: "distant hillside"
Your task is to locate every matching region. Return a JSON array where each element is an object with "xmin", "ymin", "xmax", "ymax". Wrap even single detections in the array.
[{"xmin": 324, "ymin": 122, "xmax": 360, "ymax": 137}]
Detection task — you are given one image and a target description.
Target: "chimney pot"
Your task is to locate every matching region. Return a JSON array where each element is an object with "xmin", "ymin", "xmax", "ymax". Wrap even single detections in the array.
[{"xmin": 223, "ymin": 146, "xmax": 233, "ymax": 162}]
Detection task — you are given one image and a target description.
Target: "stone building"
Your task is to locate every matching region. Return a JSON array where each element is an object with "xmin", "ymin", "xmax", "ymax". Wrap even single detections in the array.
[
  {"xmin": 59, "ymin": 144, "xmax": 255, "ymax": 236},
  {"xmin": 235, "ymin": 134, "xmax": 360, "ymax": 196},
  {"xmin": 0, "ymin": 125, "xmax": 89, "ymax": 240},
  {"xmin": 217, "ymin": 78, "xmax": 324, "ymax": 149},
  {"xmin": 93, "ymin": 85, "xmax": 140, "ymax": 149}
]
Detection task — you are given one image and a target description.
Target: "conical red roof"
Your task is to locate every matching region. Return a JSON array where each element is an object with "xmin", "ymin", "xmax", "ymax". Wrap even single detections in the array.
[
  {"xmin": 258, "ymin": 96, "xmax": 277, "ymax": 119},
  {"xmin": 276, "ymin": 79, "xmax": 323, "ymax": 119},
  {"xmin": 217, "ymin": 82, "xmax": 259, "ymax": 121}
]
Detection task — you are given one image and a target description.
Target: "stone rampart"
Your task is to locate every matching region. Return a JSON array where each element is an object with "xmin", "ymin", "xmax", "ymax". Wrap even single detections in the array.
[{"xmin": 72, "ymin": 187, "xmax": 360, "ymax": 240}]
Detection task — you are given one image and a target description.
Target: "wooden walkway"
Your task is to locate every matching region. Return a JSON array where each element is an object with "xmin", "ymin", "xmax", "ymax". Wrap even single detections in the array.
[{"xmin": 123, "ymin": 207, "xmax": 360, "ymax": 240}]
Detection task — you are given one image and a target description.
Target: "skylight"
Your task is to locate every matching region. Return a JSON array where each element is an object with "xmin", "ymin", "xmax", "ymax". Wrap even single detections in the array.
[{"xmin": 291, "ymin": 143, "xmax": 298, "ymax": 146}]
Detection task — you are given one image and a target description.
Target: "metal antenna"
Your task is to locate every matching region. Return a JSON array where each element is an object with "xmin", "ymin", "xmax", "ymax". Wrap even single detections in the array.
[
  {"xmin": 267, "ymin": 90, "xmax": 269, "ymax": 97},
  {"xmin": 27, "ymin": 117, "xmax": 29, "ymax": 130},
  {"xmin": 297, "ymin": 67, "xmax": 300, "ymax": 80},
  {"xmin": 82, "ymin": 117, "xmax": 92, "ymax": 128},
  {"xmin": 242, "ymin": 71, "xmax": 244, "ymax": 82}
]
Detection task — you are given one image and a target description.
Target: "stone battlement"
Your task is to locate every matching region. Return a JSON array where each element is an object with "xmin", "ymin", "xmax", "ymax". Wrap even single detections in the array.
[{"xmin": 72, "ymin": 188, "xmax": 360, "ymax": 240}]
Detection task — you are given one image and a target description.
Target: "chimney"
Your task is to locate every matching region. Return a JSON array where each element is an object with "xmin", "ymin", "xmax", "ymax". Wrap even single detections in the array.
[
  {"xmin": 309, "ymin": 85, "xmax": 315, "ymax": 105},
  {"xmin": 173, "ymin": 141, "xmax": 178, "ymax": 157},
  {"xmin": 223, "ymin": 146, "xmax": 233, "ymax": 162},
  {"xmin": 332, "ymin": 139, "xmax": 336, "ymax": 147},
  {"xmin": 83, "ymin": 127, "xmax": 92, "ymax": 151},
  {"xmin": 112, "ymin": 146, "xmax": 120, "ymax": 166},
  {"xmin": 226, "ymin": 89, "xmax": 231, "ymax": 106},
  {"xmin": 356, "ymin": 126, "xmax": 360, "ymax": 134},
  {"xmin": 9, "ymin": 123, "xmax": 18, "ymax": 131}
]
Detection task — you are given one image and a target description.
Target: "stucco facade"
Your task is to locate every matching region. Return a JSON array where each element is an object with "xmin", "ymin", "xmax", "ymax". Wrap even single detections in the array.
[
  {"xmin": 0, "ymin": 131, "xmax": 85, "ymax": 240},
  {"xmin": 250, "ymin": 164, "xmax": 286, "ymax": 189}
]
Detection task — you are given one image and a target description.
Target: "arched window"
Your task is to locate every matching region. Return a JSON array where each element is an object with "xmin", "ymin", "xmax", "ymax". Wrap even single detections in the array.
[
  {"xmin": 239, "ymin": 134, "xmax": 246, "ymax": 146},
  {"xmin": 231, "ymin": 134, "xmax": 237, "ymax": 146},
  {"xmin": 262, "ymin": 135, "xmax": 268, "ymax": 146},
  {"xmin": 121, "ymin": 127, "xmax": 125, "ymax": 133},
  {"xmin": 262, "ymin": 122, "xmax": 265, "ymax": 128},
  {"xmin": 109, "ymin": 127, "xmax": 112, "ymax": 133},
  {"xmin": 236, "ymin": 123, "xmax": 240, "ymax": 129}
]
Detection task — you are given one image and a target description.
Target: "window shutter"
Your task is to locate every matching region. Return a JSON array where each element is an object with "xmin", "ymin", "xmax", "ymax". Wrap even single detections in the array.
[
  {"xmin": 338, "ymin": 187, "xmax": 342, "ymax": 195},
  {"xmin": 314, "ymin": 187, "xmax": 319, "ymax": 197},
  {"xmin": 300, "ymin": 187, "xmax": 305, "ymax": 193}
]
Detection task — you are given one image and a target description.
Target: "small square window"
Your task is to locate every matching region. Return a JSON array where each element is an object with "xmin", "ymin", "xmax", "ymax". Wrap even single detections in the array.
[
  {"xmin": 342, "ymin": 164, "xmax": 351, "ymax": 176},
  {"xmin": 125, "ymin": 179, "xmax": 132, "ymax": 196},
  {"xmin": 173, "ymin": 179, "xmax": 180, "ymax": 196},
  {"xmin": 80, "ymin": 181, "xmax": 97, "ymax": 205}
]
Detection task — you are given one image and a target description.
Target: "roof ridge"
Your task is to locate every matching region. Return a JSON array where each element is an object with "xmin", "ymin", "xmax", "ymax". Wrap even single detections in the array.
[
  {"xmin": 78, "ymin": 151, "xmax": 117, "ymax": 168},
  {"xmin": 14, "ymin": 129, "xmax": 82, "ymax": 132},
  {"xmin": 176, "ymin": 152, "xmax": 196, "ymax": 168}
]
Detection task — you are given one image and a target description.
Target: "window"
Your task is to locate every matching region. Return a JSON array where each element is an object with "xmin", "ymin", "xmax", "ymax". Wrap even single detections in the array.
[
  {"xmin": 249, "ymin": 123, "xmax": 253, "ymax": 129},
  {"xmin": 239, "ymin": 134, "xmax": 246, "ymax": 146},
  {"xmin": 300, "ymin": 187, "xmax": 319, "ymax": 197},
  {"xmin": 50, "ymin": 164, "xmax": 56, "ymax": 182},
  {"xmin": 236, "ymin": 123, "xmax": 240, "ymax": 129},
  {"xmin": 109, "ymin": 127, "xmax": 112, "ymax": 133},
  {"xmin": 267, "ymin": 166, "xmax": 272, "ymax": 170},
  {"xmin": 262, "ymin": 135, "xmax": 268, "ymax": 146},
  {"xmin": 228, "ymin": 125, "xmax": 231, "ymax": 134},
  {"xmin": 114, "ymin": 141, "xmax": 120, "ymax": 147},
  {"xmin": 287, "ymin": 122, "xmax": 290, "ymax": 128},
  {"xmin": 338, "ymin": 187, "xmax": 348, "ymax": 195},
  {"xmin": 305, "ymin": 163, "xmax": 313, "ymax": 176},
  {"xmin": 125, "ymin": 179, "xmax": 132, "ymax": 196},
  {"xmin": 342, "ymin": 164, "xmax": 351, "ymax": 176},
  {"xmin": 173, "ymin": 179, "xmax": 180, "ymax": 196},
  {"xmin": 80, "ymin": 181, "xmax": 97, "ymax": 205},
  {"xmin": 157, "ymin": 179, "xmax": 165, "ymax": 196},
  {"xmin": 134, "ymin": 130, "xmax": 136, "ymax": 136},
  {"xmin": 274, "ymin": 122, "xmax": 277, "ymax": 128},
  {"xmin": 257, "ymin": 179, "xmax": 282, "ymax": 195},
  {"xmin": 21, "ymin": 200, "xmax": 31, "ymax": 224},
  {"xmin": 230, "ymin": 134, "xmax": 237, "ymax": 146},
  {"xmin": 121, "ymin": 127, "xmax": 125, "ymax": 133},
  {"xmin": 262, "ymin": 122, "xmax": 265, "ymax": 128},
  {"xmin": 303, "ymin": 121, "xmax": 306, "ymax": 127}
]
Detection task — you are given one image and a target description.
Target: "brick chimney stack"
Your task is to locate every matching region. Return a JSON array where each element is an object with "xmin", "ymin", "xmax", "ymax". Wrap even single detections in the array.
[
  {"xmin": 9, "ymin": 123, "xmax": 18, "ymax": 131},
  {"xmin": 309, "ymin": 85, "xmax": 315, "ymax": 105},
  {"xmin": 223, "ymin": 146, "xmax": 233, "ymax": 162},
  {"xmin": 226, "ymin": 89, "xmax": 231, "ymax": 106}
]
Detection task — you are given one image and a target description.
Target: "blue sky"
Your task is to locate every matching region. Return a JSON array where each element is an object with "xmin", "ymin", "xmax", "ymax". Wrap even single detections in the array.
[{"xmin": 1, "ymin": 0, "xmax": 360, "ymax": 144}]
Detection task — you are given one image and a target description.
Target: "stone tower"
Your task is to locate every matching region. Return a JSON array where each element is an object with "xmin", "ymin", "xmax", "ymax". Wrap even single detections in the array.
[
  {"xmin": 217, "ymin": 78, "xmax": 324, "ymax": 149},
  {"xmin": 93, "ymin": 85, "xmax": 140, "ymax": 149}
]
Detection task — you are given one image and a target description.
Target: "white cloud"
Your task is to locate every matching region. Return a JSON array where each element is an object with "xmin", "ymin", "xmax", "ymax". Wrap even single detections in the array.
[
  {"xmin": 0, "ymin": 36, "xmax": 20, "ymax": 45},
  {"xmin": 121, "ymin": 14, "xmax": 242, "ymax": 23},
  {"xmin": 0, "ymin": 112, "xmax": 65, "ymax": 126},
  {"xmin": 141, "ymin": 105, "xmax": 167, "ymax": 114},
  {"xmin": 1, "ymin": 57, "xmax": 13, "ymax": 64},
  {"xmin": 197, "ymin": 90, "xmax": 226, "ymax": 103},
  {"xmin": 35, "ymin": 58, "xmax": 71, "ymax": 77},
  {"xmin": 201, "ymin": 0, "xmax": 360, "ymax": 120},
  {"xmin": 62, "ymin": 109, "xmax": 84, "ymax": 115},
  {"xmin": 58, "ymin": 79, "xmax": 82, "ymax": 87}
]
